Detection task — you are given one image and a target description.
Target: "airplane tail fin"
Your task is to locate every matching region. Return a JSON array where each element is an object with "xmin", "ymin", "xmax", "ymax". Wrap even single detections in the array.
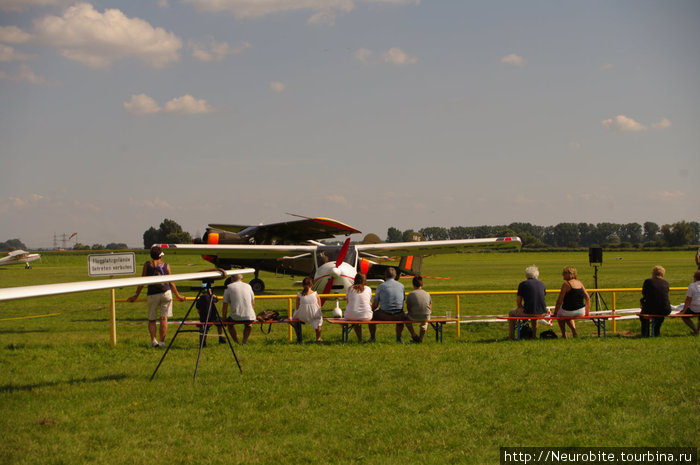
[{"xmin": 398, "ymin": 254, "xmax": 423, "ymax": 277}]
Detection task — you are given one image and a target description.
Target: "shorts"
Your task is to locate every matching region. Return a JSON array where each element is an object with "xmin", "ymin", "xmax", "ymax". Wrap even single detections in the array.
[
  {"xmin": 225, "ymin": 316, "xmax": 254, "ymax": 325},
  {"xmin": 557, "ymin": 307, "xmax": 585, "ymax": 317},
  {"xmin": 372, "ymin": 309, "xmax": 406, "ymax": 321},
  {"xmin": 147, "ymin": 290, "xmax": 173, "ymax": 320},
  {"xmin": 686, "ymin": 307, "xmax": 700, "ymax": 315}
]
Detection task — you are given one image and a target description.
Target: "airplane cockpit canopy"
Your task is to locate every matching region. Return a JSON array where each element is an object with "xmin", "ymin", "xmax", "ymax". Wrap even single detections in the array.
[{"xmin": 315, "ymin": 245, "xmax": 357, "ymax": 268}]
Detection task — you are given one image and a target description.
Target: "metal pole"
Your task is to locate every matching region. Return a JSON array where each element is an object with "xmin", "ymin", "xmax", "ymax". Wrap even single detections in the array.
[{"xmin": 110, "ymin": 288, "xmax": 117, "ymax": 346}]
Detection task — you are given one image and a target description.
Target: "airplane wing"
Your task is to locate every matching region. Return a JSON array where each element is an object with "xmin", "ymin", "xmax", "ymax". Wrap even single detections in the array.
[
  {"xmin": 0, "ymin": 268, "xmax": 255, "ymax": 302},
  {"xmin": 160, "ymin": 243, "xmax": 317, "ymax": 260},
  {"xmin": 208, "ymin": 217, "xmax": 361, "ymax": 243},
  {"xmin": 355, "ymin": 237, "xmax": 522, "ymax": 257}
]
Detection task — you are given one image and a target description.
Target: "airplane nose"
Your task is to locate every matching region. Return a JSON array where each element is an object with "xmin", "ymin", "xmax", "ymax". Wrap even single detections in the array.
[{"xmin": 331, "ymin": 267, "xmax": 342, "ymax": 279}]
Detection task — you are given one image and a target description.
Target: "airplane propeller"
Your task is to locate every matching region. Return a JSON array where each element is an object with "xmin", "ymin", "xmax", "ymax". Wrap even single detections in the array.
[{"xmin": 320, "ymin": 237, "xmax": 351, "ymax": 305}]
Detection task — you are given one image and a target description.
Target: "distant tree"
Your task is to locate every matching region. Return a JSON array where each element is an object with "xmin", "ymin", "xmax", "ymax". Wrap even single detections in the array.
[
  {"xmin": 142, "ymin": 219, "xmax": 192, "ymax": 249},
  {"xmin": 419, "ymin": 227, "xmax": 449, "ymax": 241},
  {"xmin": 401, "ymin": 229, "xmax": 416, "ymax": 242},
  {"xmin": 143, "ymin": 227, "xmax": 160, "ymax": 249},
  {"xmin": 73, "ymin": 243, "xmax": 90, "ymax": 250},
  {"xmin": 91, "ymin": 244, "xmax": 105, "ymax": 250},
  {"xmin": 106, "ymin": 243, "xmax": 128, "ymax": 250},
  {"xmin": 596, "ymin": 223, "xmax": 620, "ymax": 245},
  {"xmin": 0, "ymin": 238, "xmax": 27, "ymax": 251},
  {"xmin": 689, "ymin": 221, "xmax": 700, "ymax": 243},
  {"xmin": 643, "ymin": 222, "xmax": 659, "ymax": 242},
  {"xmin": 660, "ymin": 221, "xmax": 695, "ymax": 246},
  {"xmin": 552, "ymin": 223, "xmax": 580, "ymax": 247},
  {"xmin": 386, "ymin": 227, "xmax": 402, "ymax": 243},
  {"xmin": 620, "ymin": 223, "xmax": 643, "ymax": 244}
]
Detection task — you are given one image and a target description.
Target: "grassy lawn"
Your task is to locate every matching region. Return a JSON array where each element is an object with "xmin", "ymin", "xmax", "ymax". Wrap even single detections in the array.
[{"xmin": 1, "ymin": 250, "xmax": 698, "ymax": 464}]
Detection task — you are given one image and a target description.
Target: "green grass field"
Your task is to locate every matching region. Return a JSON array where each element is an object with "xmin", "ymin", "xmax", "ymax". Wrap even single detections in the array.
[{"xmin": 1, "ymin": 250, "xmax": 698, "ymax": 464}]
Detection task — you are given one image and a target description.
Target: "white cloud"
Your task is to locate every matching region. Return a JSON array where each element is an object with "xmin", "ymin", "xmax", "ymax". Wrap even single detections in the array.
[
  {"xmin": 270, "ymin": 81, "xmax": 286, "ymax": 93},
  {"xmin": 124, "ymin": 93, "xmax": 214, "ymax": 115},
  {"xmin": 651, "ymin": 117, "xmax": 671, "ymax": 130},
  {"xmin": 183, "ymin": 0, "xmax": 355, "ymax": 18},
  {"xmin": 354, "ymin": 47, "xmax": 372, "ymax": 65},
  {"xmin": 0, "ymin": 64, "xmax": 49, "ymax": 84},
  {"xmin": 308, "ymin": 11, "xmax": 336, "ymax": 26},
  {"xmin": 129, "ymin": 197, "xmax": 175, "ymax": 210},
  {"xmin": 32, "ymin": 3, "xmax": 182, "ymax": 69},
  {"xmin": 0, "ymin": 44, "xmax": 34, "ymax": 62},
  {"xmin": 500, "ymin": 53, "xmax": 525, "ymax": 66},
  {"xmin": 355, "ymin": 47, "xmax": 416, "ymax": 65},
  {"xmin": 0, "ymin": 25, "xmax": 32, "ymax": 44},
  {"xmin": 0, "ymin": 0, "xmax": 69, "ymax": 12},
  {"xmin": 123, "ymin": 93, "xmax": 161, "ymax": 115},
  {"xmin": 326, "ymin": 194, "xmax": 349, "ymax": 207},
  {"xmin": 601, "ymin": 115, "xmax": 647, "ymax": 132},
  {"xmin": 163, "ymin": 95, "xmax": 214, "ymax": 114},
  {"xmin": 182, "ymin": 0, "xmax": 418, "ymax": 21},
  {"xmin": 381, "ymin": 47, "xmax": 417, "ymax": 65},
  {"xmin": 189, "ymin": 38, "xmax": 250, "ymax": 62},
  {"xmin": 649, "ymin": 190, "xmax": 684, "ymax": 201},
  {"xmin": 0, "ymin": 193, "xmax": 49, "ymax": 213}
]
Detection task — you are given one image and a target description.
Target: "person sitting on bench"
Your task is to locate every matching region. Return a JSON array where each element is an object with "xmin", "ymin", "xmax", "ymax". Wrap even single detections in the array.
[
  {"xmin": 405, "ymin": 276, "xmax": 432, "ymax": 343},
  {"xmin": 370, "ymin": 267, "xmax": 406, "ymax": 343},
  {"xmin": 679, "ymin": 270, "xmax": 700, "ymax": 336},
  {"xmin": 553, "ymin": 266, "xmax": 591, "ymax": 338},
  {"xmin": 508, "ymin": 265, "xmax": 547, "ymax": 340}
]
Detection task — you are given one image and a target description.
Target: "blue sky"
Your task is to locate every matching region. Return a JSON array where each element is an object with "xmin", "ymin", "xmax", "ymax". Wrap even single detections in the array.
[{"xmin": 1, "ymin": 0, "xmax": 698, "ymax": 248}]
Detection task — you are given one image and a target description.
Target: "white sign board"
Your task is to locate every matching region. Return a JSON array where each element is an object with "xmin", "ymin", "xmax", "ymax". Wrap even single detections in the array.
[{"xmin": 88, "ymin": 253, "xmax": 136, "ymax": 277}]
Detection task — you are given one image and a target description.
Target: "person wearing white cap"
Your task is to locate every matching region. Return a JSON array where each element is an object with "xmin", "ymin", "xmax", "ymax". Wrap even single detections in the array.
[{"xmin": 128, "ymin": 245, "xmax": 186, "ymax": 347}]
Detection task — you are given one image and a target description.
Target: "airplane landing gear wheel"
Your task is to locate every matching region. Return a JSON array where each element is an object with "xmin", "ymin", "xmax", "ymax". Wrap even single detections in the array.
[{"xmin": 250, "ymin": 278, "xmax": 265, "ymax": 294}]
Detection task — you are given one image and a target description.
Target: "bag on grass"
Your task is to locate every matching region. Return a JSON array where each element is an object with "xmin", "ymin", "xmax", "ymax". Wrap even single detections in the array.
[
  {"xmin": 519, "ymin": 323, "xmax": 533, "ymax": 339},
  {"xmin": 539, "ymin": 329, "xmax": 558, "ymax": 339}
]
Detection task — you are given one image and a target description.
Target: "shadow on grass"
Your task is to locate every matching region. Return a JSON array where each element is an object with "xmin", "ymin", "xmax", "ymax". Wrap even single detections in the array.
[
  {"xmin": 0, "ymin": 373, "xmax": 128, "ymax": 393},
  {"xmin": 0, "ymin": 328, "xmax": 51, "ymax": 334}
]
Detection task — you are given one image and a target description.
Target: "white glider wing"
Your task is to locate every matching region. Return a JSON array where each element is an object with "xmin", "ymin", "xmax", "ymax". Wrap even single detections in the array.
[
  {"xmin": 0, "ymin": 268, "xmax": 255, "ymax": 302},
  {"xmin": 354, "ymin": 237, "xmax": 521, "ymax": 257},
  {"xmin": 159, "ymin": 243, "xmax": 317, "ymax": 260}
]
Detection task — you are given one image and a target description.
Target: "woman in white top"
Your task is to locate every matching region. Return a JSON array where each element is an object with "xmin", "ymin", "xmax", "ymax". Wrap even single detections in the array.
[
  {"xmin": 293, "ymin": 277, "xmax": 323, "ymax": 342},
  {"xmin": 344, "ymin": 273, "xmax": 372, "ymax": 342},
  {"xmin": 679, "ymin": 270, "xmax": 700, "ymax": 335}
]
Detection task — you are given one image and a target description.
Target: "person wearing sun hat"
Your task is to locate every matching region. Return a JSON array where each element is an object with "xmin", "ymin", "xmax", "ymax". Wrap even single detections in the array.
[{"xmin": 128, "ymin": 245, "xmax": 186, "ymax": 347}]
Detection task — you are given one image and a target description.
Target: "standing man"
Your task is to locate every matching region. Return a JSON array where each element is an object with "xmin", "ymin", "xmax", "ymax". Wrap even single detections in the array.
[
  {"xmin": 405, "ymin": 276, "xmax": 432, "ymax": 343},
  {"xmin": 508, "ymin": 265, "xmax": 547, "ymax": 340},
  {"xmin": 128, "ymin": 245, "xmax": 187, "ymax": 348},
  {"xmin": 370, "ymin": 267, "xmax": 406, "ymax": 343},
  {"xmin": 222, "ymin": 274, "xmax": 256, "ymax": 345}
]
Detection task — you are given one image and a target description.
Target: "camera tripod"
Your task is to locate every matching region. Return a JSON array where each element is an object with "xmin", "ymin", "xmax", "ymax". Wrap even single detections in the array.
[{"xmin": 150, "ymin": 281, "xmax": 242, "ymax": 381}]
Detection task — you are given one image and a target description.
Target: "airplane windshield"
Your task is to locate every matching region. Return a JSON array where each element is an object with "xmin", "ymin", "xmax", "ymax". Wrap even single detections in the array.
[{"xmin": 315, "ymin": 245, "xmax": 356, "ymax": 268}]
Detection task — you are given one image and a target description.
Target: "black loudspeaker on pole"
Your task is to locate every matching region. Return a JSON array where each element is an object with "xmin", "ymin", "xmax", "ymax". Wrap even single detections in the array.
[{"xmin": 589, "ymin": 247, "xmax": 603, "ymax": 266}]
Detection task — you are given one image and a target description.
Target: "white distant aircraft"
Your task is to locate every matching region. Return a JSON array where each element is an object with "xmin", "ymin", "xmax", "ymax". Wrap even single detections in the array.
[{"xmin": 0, "ymin": 250, "xmax": 41, "ymax": 269}]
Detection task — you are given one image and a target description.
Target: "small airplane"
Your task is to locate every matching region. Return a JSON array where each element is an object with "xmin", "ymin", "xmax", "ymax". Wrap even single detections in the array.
[
  {"xmin": 159, "ymin": 216, "xmax": 522, "ymax": 297},
  {"xmin": 0, "ymin": 250, "xmax": 41, "ymax": 269}
]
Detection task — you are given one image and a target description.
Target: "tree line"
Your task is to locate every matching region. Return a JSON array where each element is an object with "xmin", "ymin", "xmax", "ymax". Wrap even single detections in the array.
[{"xmin": 387, "ymin": 221, "xmax": 699, "ymax": 248}]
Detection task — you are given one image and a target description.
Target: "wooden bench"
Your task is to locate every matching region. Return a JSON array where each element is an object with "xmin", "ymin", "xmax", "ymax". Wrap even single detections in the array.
[
  {"xmin": 638, "ymin": 313, "xmax": 699, "ymax": 336},
  {"xmin": 497, "ymin": 314, "xmax": 620, "ymax": 340},
  {"xmin": 325, "ymin": 317, "xmax": 458, "ymax": 343}
]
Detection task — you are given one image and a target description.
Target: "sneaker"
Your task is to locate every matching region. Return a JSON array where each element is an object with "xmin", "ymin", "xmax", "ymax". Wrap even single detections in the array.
[
  {"xmin": 219, "ymin": 336, "xmax": 226, "ymax": 344},
  {"xmin": 158, "ymin": 341, "xmax": 166, "ymax": 348},
  {"xmin": 151, "ymin": 340, "xmax": 159, "ymax": 348}
]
